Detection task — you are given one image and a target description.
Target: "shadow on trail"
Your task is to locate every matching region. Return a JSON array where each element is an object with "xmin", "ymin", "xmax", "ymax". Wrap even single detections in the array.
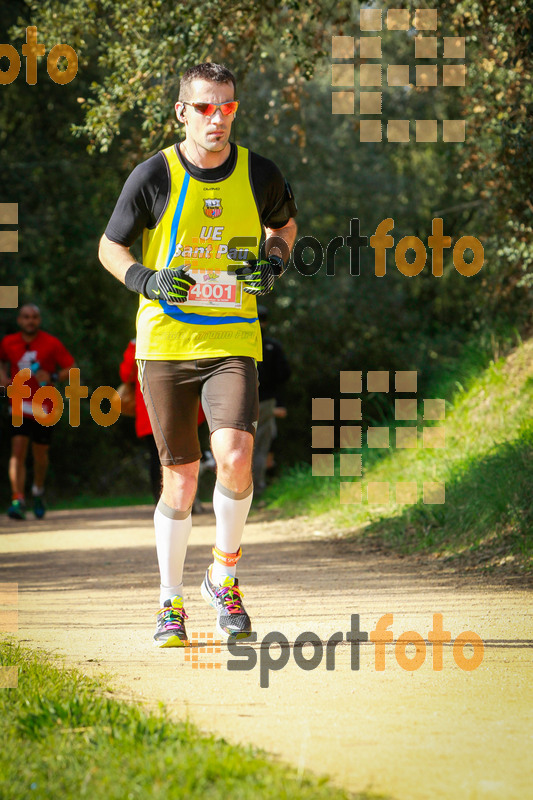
[{"xmin": 0, "ymin": 503, "xmax": 504, "ymax": 599}]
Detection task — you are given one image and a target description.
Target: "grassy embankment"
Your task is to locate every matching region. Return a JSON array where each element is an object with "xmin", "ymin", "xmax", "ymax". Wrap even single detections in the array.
[
  {"xmin": 47, "ymin": 335, "xmax": 532, "ymax": 571},
  {"xmin": 263, "ymin": 335, "xmax": 533, "ymax": 571},
  {"xmin": 0, "ymin": 641, "xmax": 385, "ymax": 800}
]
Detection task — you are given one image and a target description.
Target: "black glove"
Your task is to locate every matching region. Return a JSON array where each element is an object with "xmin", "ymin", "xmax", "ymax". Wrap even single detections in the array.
[
  {"xmin": 125, "ymin": 262, "xmax": 196, "ymax": 302},
  {"xmin": 234, "ymin": 255, "xmax": 284, "ymax": 296},
  {"xmin": 145, "ymin": 267, "xmax": 196, "ymax": 302}
]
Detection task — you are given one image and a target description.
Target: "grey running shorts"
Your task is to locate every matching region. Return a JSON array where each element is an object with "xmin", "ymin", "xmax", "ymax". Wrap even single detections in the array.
[{"xmin": 138, "ymin": 356, "xmax": 259, "ymax": 465}]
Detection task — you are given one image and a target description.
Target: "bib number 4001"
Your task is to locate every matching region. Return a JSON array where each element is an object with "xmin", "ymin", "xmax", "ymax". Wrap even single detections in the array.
[
  {"xmin": 182, "ymin": 271, "xmax": 242, "ymax": 308},
  {"xmin": 189, "ymin": 282, "xmax": 235, "ymax": 303}
]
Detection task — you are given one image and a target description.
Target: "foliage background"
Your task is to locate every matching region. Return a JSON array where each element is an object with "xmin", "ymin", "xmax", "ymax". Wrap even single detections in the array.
[{"xmin": 0, "ymin": 0, "xmax": 531, "ymax": 504}]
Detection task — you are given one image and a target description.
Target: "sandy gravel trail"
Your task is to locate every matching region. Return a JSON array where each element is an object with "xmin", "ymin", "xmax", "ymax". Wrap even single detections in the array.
[{"xmin": 1, "ymin": 506, "xmax": 532, "ymax": 800}]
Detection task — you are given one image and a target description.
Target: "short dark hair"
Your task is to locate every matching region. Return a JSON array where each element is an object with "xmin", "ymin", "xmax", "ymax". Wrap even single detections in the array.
[{"xmin": 179, "ymin": 63, "xmax": 236, "ymax": 101}]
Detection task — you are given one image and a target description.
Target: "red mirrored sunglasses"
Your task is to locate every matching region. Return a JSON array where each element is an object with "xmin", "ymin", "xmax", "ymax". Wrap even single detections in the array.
[{"xmin": 182, "ymin": 100, "xmax": 239, "ymax": 117}]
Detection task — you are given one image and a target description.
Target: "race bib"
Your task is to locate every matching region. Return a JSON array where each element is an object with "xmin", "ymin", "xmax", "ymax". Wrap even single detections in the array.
[{"xmin": 181, "ymin": 269, "xmax": 243, "ymax": 309}]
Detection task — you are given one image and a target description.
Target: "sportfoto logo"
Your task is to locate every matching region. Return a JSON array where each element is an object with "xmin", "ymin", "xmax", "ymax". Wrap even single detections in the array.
[
  {"xmin": 331, "ymin": 7, "xmax": 467, "ymax": 143},
  {"xmin": 187, "ymin": 614, "xmax": 484, "ymax": 687},
  {"xmin": 312, "ymin": 369, "xmax": 447, "ymax": 506},
  {"xmin": 229, "ymin": 217, "xmax": 484, "ymax": 278},
  {"xmin": 6, "ymin": 368, "xmax": 121, "ymax": 428},
  {"xmin": 0, "ymin": 26, "xmax": 78, "ymax": 86}
]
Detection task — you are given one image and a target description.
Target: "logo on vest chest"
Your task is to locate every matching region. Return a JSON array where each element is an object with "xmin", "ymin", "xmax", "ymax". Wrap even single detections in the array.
[{"xmin": 204, "ymin": 198, "xmax": 223, "ymax": 218}]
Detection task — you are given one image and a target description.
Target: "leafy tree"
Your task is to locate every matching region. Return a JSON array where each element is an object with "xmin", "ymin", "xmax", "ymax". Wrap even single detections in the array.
[{"xmin": 1, "ymin": 0, "xmax": 530, "ymax": 485}]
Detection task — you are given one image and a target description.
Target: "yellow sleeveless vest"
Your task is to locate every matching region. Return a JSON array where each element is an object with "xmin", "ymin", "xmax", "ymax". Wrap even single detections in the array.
[{"xmin": 135, "ymin": 143, "xmax": 263, "ymax": 361}]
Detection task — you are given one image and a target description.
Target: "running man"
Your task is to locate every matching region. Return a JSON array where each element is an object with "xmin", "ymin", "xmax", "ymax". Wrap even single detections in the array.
[
  {"xmin": 99, "ymin": 62, "xmax": 297, "ymax": 646},
  {"xmin": 0, "ymin": 304, "xmax": 75, "ymax": 519}
]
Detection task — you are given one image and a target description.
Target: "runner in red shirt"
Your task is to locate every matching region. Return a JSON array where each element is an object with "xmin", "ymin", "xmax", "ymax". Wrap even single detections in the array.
[
  {"xmin": 119, "ymin": 338, "xmax": 160, "ymax": 502},
  {"xmin": 0, "ymin": 304, "xmax": 75, "ymax": 520}
]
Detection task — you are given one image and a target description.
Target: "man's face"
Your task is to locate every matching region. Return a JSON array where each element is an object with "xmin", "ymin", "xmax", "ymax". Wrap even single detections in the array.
[
  {"xmin": 17, "ymin": 307, "xmax": 41, "ymax": 336},
  {"xmin": 177, "ymin": 79, "xmax": 236, "ymax": 153}
]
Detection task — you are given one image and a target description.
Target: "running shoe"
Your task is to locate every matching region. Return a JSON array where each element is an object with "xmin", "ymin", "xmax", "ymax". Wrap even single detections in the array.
[
  {"xmin": 7, "ymin": 499, "xmax": 26, "ymax": 520},
  {"xmin": 33, "ymin": 496, "xmax": 46, "ymax": 519},
  {"xmin": 201, "ymin": 568, "xmax": 252, "ymax": 640},
  {"xmin": 153, "ymin": 596, "xmax": 189, "ymax": 647}
]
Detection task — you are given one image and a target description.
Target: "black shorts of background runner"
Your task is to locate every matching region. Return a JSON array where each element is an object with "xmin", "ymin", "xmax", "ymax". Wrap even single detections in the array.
[
  {"xmin": 9, "ymin": 416, "xmax": 53, "ymax": 446},
  {"xmin": 139, "ymin": 356, "xmax": 259, "ymax": 466}
]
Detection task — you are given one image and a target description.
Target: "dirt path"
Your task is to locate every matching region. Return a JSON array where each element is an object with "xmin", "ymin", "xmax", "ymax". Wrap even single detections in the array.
[{"xmin": 1, "ymin": 506, "xmax": 532, "ymax": 800}]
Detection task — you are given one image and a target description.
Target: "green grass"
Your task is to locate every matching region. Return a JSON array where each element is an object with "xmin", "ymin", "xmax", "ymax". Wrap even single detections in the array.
[
  {"xmin": 0, "ymin": 641, "xmax": 386, "ymax": 800},
  {"xmin": 263, "ymin": 335, "xmax": 533, "ymax": 571}
]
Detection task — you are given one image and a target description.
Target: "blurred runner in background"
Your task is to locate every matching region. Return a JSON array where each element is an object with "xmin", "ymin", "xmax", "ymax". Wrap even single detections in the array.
[
  {"xmin": 0, "ymin": 304, "xmax": 75, "ymax": 520},
  {"xmin": 119, "ymin": 338, "xmax": 161, "ymax": 503},
  {"xmin": 253, "ymin": 305, "xmax": 291, "ymax": 497}
]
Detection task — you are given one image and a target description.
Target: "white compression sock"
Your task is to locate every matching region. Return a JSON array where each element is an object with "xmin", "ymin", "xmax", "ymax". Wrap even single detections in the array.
[
  {"xmin": 154, "ymin": 499, "xmax": 192, "ymax": 606},
  {"xmin": 211, "ymin": 481, "xmax": 253, "ymax": 584}
]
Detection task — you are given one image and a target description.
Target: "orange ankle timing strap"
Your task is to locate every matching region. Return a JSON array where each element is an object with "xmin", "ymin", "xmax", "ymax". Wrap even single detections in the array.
[{"xmin": 212, "ymin": 546, "xmax": 242, "ymax": 567}]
